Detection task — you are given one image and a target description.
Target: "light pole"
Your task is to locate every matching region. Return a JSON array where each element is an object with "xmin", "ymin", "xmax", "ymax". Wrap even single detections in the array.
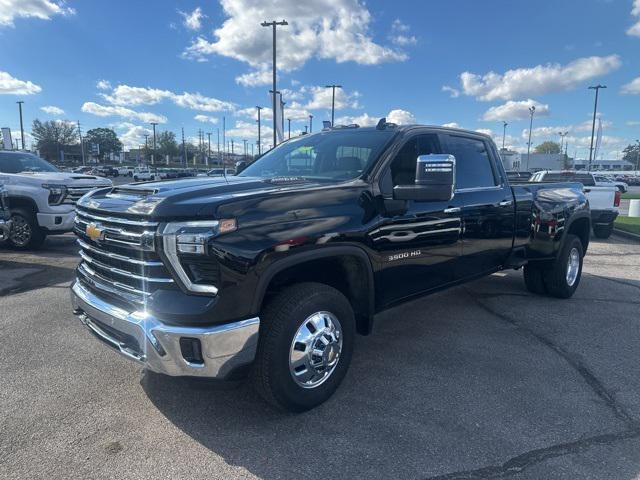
[
  {"xmin": 287, "ymin": 118, "xmax": 291, "ymax": 139},
  {"xmin": 181, "ymin": 127, "xmax": 187, "ymax": 167},
  {"xmin": 144, "ymin": 134, "xmax": 149, "ymax": 163},
  {"xmin": 16, "ymin": 101, "xmax": 25, "ymax": 150},
  {"xmin": 309, "ymin": 114, "xmax": 313, "ymax": 133},
  {"xmin": 207, "ymin": 132, "xmax": 212, "ymax": 166},
  {"xmin": 324, "ymin": 85, "xmax": 342, "ymax": 126},
  {"xmin": 217, "ymin": 128, "xmax": 220, "ymax": 166},
  {"xmin": 502, "ymin": 121, "xmax": 508, "ymax": 150},
  {"xmin": 558, "ymin": 131, "xmax": 568, "ymax": 154},
  {"xmin": 222, "ymin": 116, "xmax": 226, "ymax": 166},
  {"xmin": 526, "ymin": 106, "xmax": 535, "ymax": 171},
  {"xmin": 261, "ymin": 19, "xmax": 288, "ymax": 148},
  {"xmin": 77, "ymin": 120, "xmax": 86, "ymax": 166},
  {"xmin": 150, "ymin": 122, "xmax": 157, "ymax": 165},
  {"xmin": 587, "ymin": 85, "xmax": 606, "ymax": 171},
  {"xmin": 256, "ymin": 106, "xmax": 263, "ymax": 155}
]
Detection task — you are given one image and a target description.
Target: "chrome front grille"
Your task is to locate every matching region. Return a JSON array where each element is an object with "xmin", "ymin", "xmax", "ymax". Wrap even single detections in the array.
[
  {"xmin": 74, "ymin": 206, "xmax": 173, "ymax": 304},
  {"xmin": 64, "ymin": 185, "xmax": 104, "ymax": 205}
]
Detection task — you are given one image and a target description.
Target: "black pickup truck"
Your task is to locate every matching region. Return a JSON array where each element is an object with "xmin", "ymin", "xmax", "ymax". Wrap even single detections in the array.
[{"xmin": 70, "ymin": 122, "xmax": 590, "ymax": 412}]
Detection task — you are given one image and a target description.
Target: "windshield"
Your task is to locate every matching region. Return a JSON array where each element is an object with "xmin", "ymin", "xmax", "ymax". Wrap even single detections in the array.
[
  {"xmin": 238, "ymin": 129, "xmax": 395, "ymax": 182},
  {"xmin": 0, "ymin": 152, "xmax": 59, "ymax": 174}
]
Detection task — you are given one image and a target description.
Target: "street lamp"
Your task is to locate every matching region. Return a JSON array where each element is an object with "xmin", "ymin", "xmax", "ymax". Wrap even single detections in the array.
[
  {"xmin": 501, "ymin": 121, "xmax": 508, "ymax": 150},
  {"xmin": 150, "ymin": 122, "xmax": 158, "ymax": 165},
  {"xmin": 587, "ymin": 84, "xmax": 606, "ymax": 171},
  {"xmin": 16, "ymin": 101, "xmax": 25, "ymax": 150},
  {"xmin": 261, "ymin": 19, "xmax": 288, "ymax": 148},
  {"xmin": 324, "ymin": 84, "xmax": 342, "ymax": 126},
  {"xmin": 309, "ymin": 114, "xmax": 313, "ymax": 133},
  {"xmin": 558, "ymin": 131, "xmax": 568, "ymax": 154},
  {"xmin": 256, "ymin": 106, "xmax": 263, "ymax": 155},
  {"xmin": 526, "ymin": 106, "xmax": 535, "ymax": 171}
]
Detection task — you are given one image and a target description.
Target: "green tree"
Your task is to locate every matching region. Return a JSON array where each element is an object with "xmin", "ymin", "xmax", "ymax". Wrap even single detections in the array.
[
  {"xmin": 85, "ymin": 128, "xmax": 122, "ymax": 161},
  {"xmin": 534, "ymin": 141, "xmax": 561, "ymax": 154},
  {"xmin": 31, "ymin": 119, "xmax": 78, "ymax": 161},
  {"xmin": 622, "ymin": 143, "xmax": 640, "ymax": 168},
  {"xmin": 157, "ymin": 131, "xmax": 179, "ymax": 158}
]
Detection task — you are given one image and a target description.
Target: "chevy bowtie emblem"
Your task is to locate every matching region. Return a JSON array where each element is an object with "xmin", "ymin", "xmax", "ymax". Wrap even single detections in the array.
[{"xmin": 86, "ymin": 222, "xmax": 105, "ymax": 242}]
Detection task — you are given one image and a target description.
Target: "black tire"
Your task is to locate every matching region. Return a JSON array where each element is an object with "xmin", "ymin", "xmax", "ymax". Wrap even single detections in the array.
[
  {"xmin": 8, "ymin": 208, "xmax": 46, "ymax": 250},
  {"xmin": 593, "ymin": 223, "xmax": 613, "ymax": 239},
  {"xmin": 523, "ymin": 262, "xmax": 547, "ymax": 295},
  {"xmin": 251, "ymin": 282, "xmax": 355, "ymax": 412},
  {"xmin": 542, "ymin": 234, "xmax": 584, "ymax": 299}
]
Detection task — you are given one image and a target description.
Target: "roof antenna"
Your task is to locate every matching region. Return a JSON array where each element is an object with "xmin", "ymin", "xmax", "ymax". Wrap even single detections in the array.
[{"xmin": 376, "ymin": 117, "xmax": 387, "ymax": 130}]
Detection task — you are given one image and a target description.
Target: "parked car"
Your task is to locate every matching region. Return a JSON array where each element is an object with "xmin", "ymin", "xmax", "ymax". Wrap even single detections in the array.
[
  {"xmin": 94, "ymin": 165, "xmax": 118, "ymax": 177},
  {"xmin": 70, "ymin": 124, "xmax": 591, "ymax": 412},
  {"xmin": 132, "ymin": 167, "xmax": 159, "ymax": 182},
  {"xmin": 0, "ymin": 182, "xmax": 11, "ymax": 242},
  {"xmin": 593, "ymin": 174, "xmax": 628, "ymax": 193},
  {"xmin": 529, "ymin": 170, "xmax": 620, "ymax": 238},
  {"xmin": 0, "ymin": 151, "xmax": 111, "ymax": 249},
  {"xmin": 117, "ymin": 166, "xmax": 135, "ymax": 177}
]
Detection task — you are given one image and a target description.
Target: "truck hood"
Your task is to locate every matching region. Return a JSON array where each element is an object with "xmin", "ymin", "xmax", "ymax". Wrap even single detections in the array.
[
  {"xmin": 78, "ymin": 175, "xmax": 338, "ymax": 218},
  {"xmin": 1, "ymin": 171, "xmax": 112, "ymax": 187}
]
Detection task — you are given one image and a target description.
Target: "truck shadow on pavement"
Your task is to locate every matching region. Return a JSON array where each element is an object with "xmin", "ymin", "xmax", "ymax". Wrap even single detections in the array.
[{"xmin": 140, "ymin": 269, "xmax": 640, "ymax": 480}]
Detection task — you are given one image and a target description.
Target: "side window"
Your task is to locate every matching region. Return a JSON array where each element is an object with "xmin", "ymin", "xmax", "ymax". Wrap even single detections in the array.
[
  {"xmin": 390, "ymin": 134, "xmax": 441, "ymax": 186},
  {"xmin": 444, "ymin": 135, "xmax": 497, "ymax": 190}
]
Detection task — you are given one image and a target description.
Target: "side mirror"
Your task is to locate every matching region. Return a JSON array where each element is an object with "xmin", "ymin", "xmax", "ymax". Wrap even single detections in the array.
[{"xmin": 393, "ymin": 154, "xmax": 455, "ymax": 202}]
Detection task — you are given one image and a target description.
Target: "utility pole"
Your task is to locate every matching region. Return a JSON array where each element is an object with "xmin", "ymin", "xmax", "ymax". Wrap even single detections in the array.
[
  {"xmin": 324, "ymin": 85, "xmax": 342, "ymax": 126},
  {"xmin": 16, "ymin": 101, "xmax": 25, "ymax": 150},
  {"xmin": 207, "ymin": 132, "xmax": 212, "ymax": 167},
  {"xmin": 243, "ymin": 139, "xmax": 247, "ymax": 158},
  {"xmin": 77, "ymin": 121, "xmax": 86, "ymax": 166},
  {"xmin": 288, "ymin": 118, "xmax": 291, "ymax": 139},
  {"xmin": 526, "ymin": 106, "xmax": 535, "ymax": 171},
  {"xmin": 231, "ymin": 139, "xmax": 235, "ymax": 156},
  {"xmin": 261, "ymin": 19, "xmax": 288, "ymax": 148},
  {"xmin": 222, "ymin": 116, "xmax": 226, "ymax": 167},
  {"xmin": 502, "ymin": 121, "xmax": 508, "ymax": 150},
  {"xmin": 144, "ymin": 133, "xmax": 149, "ymax": 163},
  {"xmin": 181, "ymin": 127, "xmax": 187, "ymax": 168},
  {"xmin": 588, "ymin": 84, "xmax": 606, "ymax": 171},
  {"xmin": 217, "ymin": 128, "xmax": 220, "ymax": 166},
  {"xmin": 558, "ymin": 131, "xmax": 568, "ymax": 154},
  {"xmin": 150, "ymin": 122, "xmax": 157, "ymax": 165},
  {"xmin": 256, "ymin": 106, "xmax": 262, "ymax": 155},
  {"xmin": 309, "ymin": 114, "xmax": 313, "ymax": 133}
]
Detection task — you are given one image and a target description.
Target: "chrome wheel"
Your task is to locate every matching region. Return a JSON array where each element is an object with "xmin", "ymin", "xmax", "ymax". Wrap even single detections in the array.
[
  {"xmin": 566, "ymin": 247, "xmax": 580, "ymax": 287},
  {"xmin": 10, "ymin": 214, "xmax": 31, "ymax": 247},
  {"xmin": 289, "ymin": 311, "xmax": 343, "ymax": 389}
]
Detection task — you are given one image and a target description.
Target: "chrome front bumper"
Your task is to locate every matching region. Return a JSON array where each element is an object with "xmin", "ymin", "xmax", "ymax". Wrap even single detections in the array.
[{"xmin": 70, "ymin": 281, "xmax": 260, "ymax": 378}]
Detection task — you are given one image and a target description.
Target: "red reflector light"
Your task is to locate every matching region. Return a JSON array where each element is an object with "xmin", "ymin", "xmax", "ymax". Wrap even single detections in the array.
[{"xmin": 614, "ymin": 190, "xmax": 621, "ymax": 207}]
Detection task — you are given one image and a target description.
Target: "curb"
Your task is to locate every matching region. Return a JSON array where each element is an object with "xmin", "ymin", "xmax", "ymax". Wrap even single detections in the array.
[{"xmin": 613, "ymin": 228, "xmax": 640, "ymax": 242}]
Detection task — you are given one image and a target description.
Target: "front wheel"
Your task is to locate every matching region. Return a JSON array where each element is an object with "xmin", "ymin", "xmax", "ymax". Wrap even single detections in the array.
[
  {"xmin": 593, "ymin": 223, "xmax": 613, "ymax": 239},
  {"xmin": 9, "ymin": 208, "xmax": 46, "ymax": 250},
  {"xmin": 251, "ymin": 282, "xmax": 355, "ymax": 412}
]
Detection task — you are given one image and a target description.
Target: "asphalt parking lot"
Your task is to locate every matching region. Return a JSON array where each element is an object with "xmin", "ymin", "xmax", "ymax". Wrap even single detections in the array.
[{"xmin": 1, "ymin": 233, "xmax": 640, "ymax": 479}]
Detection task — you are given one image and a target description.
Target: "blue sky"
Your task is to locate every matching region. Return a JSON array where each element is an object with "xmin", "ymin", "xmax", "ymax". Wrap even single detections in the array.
[{"xmin": 1, "ymin": 0, "xmax": 639, "ymax": 159}]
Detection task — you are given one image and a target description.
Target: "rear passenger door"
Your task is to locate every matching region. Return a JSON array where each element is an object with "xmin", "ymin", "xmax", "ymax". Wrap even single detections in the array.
[{"xmin": 441, "ymin": 134, "xmax": 514, "ymax": 278}]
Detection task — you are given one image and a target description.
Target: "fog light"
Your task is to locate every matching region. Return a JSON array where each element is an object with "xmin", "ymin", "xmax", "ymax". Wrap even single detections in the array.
[{"xmin": 179, "ymin": 337, "xmax": 204, "ymax": 365}]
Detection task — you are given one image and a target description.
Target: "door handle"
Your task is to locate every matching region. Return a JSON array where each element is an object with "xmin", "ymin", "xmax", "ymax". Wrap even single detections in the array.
[
  {"xmin": 444, "ymin": 207, "xmax": 461, "ymax": 214},
  {"xmin": 498, "ymin": 200, "xmax": 513, "ymax": 207}
]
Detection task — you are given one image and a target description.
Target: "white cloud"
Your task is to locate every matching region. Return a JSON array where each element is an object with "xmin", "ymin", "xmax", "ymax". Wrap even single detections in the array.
[
  {"xmin": 482, "ymin": 99, "xmax": 550, "ymax": 121},
  {"xmin": 475, "ymin": 128, "xmax": 493, "ymax": 136},
  {"xmin": 336, "ymin": 109, "xmax": 416, "ymax": 126},
  {"xmin": 387, "ymin": 109, "xmax": 416, "ymax": 125},
  {"xmin": 442, "ymin": 86, "xmax": 460, "ymax": 98},
  {"xmin": 236, "ymin": 68, "xmax": 272, "ymax": 87},
  {"xmin": 179, "ymin": 7, "xmax": 205, "ymax": 31},
  {"xmin": 183, "ymin": 0, "xmax": 407, "ymax": 83},
  {"xmin": 628, "ymin": 0, "xmax": 640, "ymax": 37},
  {"xmin": 442, "ymin": 122, "xmax": 461, "ymax": 128},
  {"xmin": 0, "ymin": 71, "xmax": 42, "ymax": 95},
  {"xmin": 627, "ymin": 120, "xmax": 640, "ymax": 126},
  {"xmin": 194, "ymin": 114, "xmax": 218, "ymax": 124},
  {"xmin": 454, "ymin": 55, "xmax": 621, "ymax": 101},
  {"xmin": 621, "ymin": 77, "xmax": 640, "ymax": 95},
  {"xmin": 522, "ymin": 118, "xmax": 614, "ymax": 139},
  {"xmin": 96, "ymin": 79, "xmax": 111, "ymax": 90},
  {"xmin": 101, "ymin": 83, "xmax": 235, "ymax": 112},
  {"xmin": 389, "ymin": 20, "xmax": 416, "ymax": 46},
  {"xmin": 0, "ymin": 0, "xmax": 74, "ymax": 27},
  {"xmin": 81, "ymin": 102, "xmax": 167, "ymax": 124},
  {"xmin": 40, "ymin": 105, "xmax": 64, "ymax": 115},
  {"xmin": 115, "ymin": 124, "xmax": 153, "ymax": 150},
  {"xmin": 304, "ymin": 86, "xmax": 359, "ymax": 110}
]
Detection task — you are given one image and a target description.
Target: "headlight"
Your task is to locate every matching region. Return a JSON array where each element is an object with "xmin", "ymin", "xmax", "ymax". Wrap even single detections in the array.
[
  {"xmin": 160, "ymin": 219, "xmax": 237, "ymax": 295},
  {"xmin": 42, "ymin": 183, "xmax": 67, "ymax": 205}
]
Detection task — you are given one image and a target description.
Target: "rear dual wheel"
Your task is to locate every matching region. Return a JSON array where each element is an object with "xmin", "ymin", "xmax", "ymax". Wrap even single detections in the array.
[{"xmin": 523, "ymin": 234, "xmax": 583, "ymax": 299}]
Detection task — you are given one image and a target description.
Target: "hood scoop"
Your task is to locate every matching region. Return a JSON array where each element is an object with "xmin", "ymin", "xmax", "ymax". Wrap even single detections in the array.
[{"xmin": 107, "ymin": 186, "xmax": 159, "ymax": 199}]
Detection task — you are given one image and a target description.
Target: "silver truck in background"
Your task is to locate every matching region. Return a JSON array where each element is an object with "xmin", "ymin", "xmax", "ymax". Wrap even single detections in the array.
[
  {"xmin": 529, "ymin": 170, "xmax": 620, "ymax": 239},
  {"xmin": 0, "ymin": 151, "xmax": 112, "ymax": 249}
]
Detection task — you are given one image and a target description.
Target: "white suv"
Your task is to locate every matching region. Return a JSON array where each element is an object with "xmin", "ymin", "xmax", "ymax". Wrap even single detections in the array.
[{"xmin": 0, "ymin": 151, "xmax": 112, "ymax": 249}]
